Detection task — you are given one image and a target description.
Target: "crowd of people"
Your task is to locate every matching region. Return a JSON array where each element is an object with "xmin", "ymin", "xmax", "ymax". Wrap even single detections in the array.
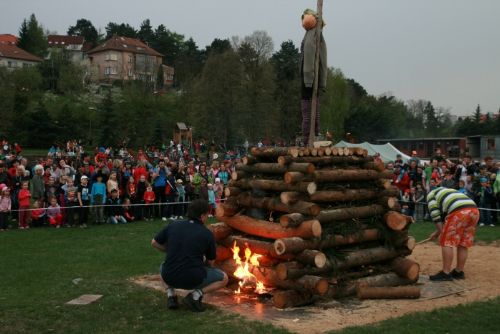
[
  {"xmin": 0, "ymin": 140, "xmax": 236, "ymax": 231},
  {"xmin": 387, "ymin": 148, "xmax": 500, "ymax": 226}
]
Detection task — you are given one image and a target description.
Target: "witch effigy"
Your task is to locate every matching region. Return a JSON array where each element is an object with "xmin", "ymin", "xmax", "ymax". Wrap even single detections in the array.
[{"xmin": 300, "ymin": 9, "xmax": 327, "ymax": 146}]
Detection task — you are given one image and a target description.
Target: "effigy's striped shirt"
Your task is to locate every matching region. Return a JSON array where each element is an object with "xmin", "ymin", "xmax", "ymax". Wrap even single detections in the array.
[{"xmin": 426, "ymin": 187, "xmax": 477, "ymax": 223}]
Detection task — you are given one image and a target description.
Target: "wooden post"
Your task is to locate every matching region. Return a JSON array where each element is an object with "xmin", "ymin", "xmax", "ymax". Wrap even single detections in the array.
[{"xmin": 308, "ymin": 0, "xmax": 324, "ymax": 147}]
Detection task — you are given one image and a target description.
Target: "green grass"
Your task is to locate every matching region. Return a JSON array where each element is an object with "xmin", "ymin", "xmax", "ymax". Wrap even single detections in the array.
[
  {"xmin": 333, "ymin": 297, "xmax": 500, "ymax": 334},
  {"xmin": 1, "ymin": 221, "xmax": 500, "ymax": 334},
  {"xmin": 0, "ymin": 222, "xmax": 287, "ymax": 334},
  {"xmin": 409, "ymin": 221, "xmax": 500, "ymax": 243}
]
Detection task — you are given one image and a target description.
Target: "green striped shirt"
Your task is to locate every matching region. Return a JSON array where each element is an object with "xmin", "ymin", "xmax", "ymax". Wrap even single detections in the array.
[{"xmin": 426, "ymin": 187, "xmax": 477, "ymax": 223}]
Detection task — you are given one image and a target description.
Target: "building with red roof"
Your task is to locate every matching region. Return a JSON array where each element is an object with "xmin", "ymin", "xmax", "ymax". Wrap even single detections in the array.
[
  {"xmin": 87, "ymin": 35, "xmax": 173, "ymax": 88},
  {"xmin": 48, "ymin": 35, "xmax": 86, "ymax": 63},
  {"xmin": 0, "ymin": 42, "xmax": 42, "ymax": 70},
  {"xmin": 0, "ymin": 34, "xmax": 18, "ymax": 44}
]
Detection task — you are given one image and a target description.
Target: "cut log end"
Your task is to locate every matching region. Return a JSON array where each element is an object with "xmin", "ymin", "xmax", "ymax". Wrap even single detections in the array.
[
  {"xmin": 315, "ymin": 252, "xmax": 327, "ymax": 268},
  {"xmin": 384, "ymin": 211, "xmax": 409, "ymax": 231},
  {"xmin": 274, "ymin": 239, "xmax": 286, "ymax": 256},
  {"xmin": 307, "ymin": 182, "xmax": 317, "ymax": 195},
  {"xmin": 310, "ymin": 220, "xmax": 322, "ymax": 238}
]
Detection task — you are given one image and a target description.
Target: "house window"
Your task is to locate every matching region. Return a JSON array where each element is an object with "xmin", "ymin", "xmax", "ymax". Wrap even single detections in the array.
[
  {"xmin": 104, "ymin": 67, "xmax": 112, "ymax": 75},
  {"xmin": 128, "ymin": 55, "xmax": 133, "ymax": 63},
  {"xmin": 7, "ymin": 60, "xmax": 17, "ymax": 68},
  {"xmin": 105, "ymin": 53, "xmax": 118, "ymax": 61},
  {"xmin": 128, "ymin": 69, "xmax": 133, "ymax": 77},
  {"xmin": 23, "ymin": 63, "xmax": 31, "ymax": 68},
  {"xmin": 487, "ymin": 138, "xmax": 496, "ymax": 150}
]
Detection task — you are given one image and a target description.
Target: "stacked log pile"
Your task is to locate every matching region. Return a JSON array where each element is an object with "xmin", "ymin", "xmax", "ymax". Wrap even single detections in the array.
[{"xmin": 211, "ymin": 147, "xmax": 420, "ymax": 309}]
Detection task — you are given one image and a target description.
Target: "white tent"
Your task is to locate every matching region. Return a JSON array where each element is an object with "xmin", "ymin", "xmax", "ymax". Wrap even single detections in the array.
[{"xmin": 334, "ymin": 141, "xmax": 411, "ymax": 163}]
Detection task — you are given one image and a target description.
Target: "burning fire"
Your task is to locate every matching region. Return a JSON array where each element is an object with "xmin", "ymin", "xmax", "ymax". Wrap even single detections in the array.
[{"xmin": 231, "ymin": 241, "xmax": 266, "ymax": 294}]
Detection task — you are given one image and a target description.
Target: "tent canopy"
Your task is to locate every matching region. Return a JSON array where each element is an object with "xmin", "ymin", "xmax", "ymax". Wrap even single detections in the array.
[{"xmin": 334, "ymin": 141, "xmax": 411, "ymax": 163}]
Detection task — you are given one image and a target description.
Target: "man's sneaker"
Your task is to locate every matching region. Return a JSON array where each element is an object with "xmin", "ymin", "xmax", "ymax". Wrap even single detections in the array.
[
  {"xmin": 489, "ymin": 224, "xmax": 495, "ymax": 227},
  {"xmin": 162, "ymin": 217, "xmax": 167, "ymax": 221},
  {"xmin": 429, "ymin": 271, "xmax": 453, "ymax": 281},
  {"xmin": 451, "ymin": 269, "xmax": 465, "ymax": 280},
  {"xmin": 167, "ymin": 296, "xmax": 179, "ymax": 310},
  {"xmin": 479, "ymin": 223, "xmax": 485, "ymax": 227},
  {"xmin": 182, "ymin": 292, "xmax": 205, "ymax": 312}
]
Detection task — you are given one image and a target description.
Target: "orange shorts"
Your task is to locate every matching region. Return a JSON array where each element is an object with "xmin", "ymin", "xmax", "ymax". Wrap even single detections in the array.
[{"xmin": 439, "ymin": 208, "xmax": 480, "ymax": 248}]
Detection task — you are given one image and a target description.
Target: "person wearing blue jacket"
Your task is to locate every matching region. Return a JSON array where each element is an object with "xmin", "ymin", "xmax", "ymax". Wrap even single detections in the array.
[{"xmin": 91, "ymin": 172, "xmax": 107, "ymax": 224}]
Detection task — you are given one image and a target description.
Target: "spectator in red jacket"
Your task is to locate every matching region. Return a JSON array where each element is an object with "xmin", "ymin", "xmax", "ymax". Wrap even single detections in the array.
[{"xmin": 393, "ymin": 165, "xmax": 410, "ymax": 194}]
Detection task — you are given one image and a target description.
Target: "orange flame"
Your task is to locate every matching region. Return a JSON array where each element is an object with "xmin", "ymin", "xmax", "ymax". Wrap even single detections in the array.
[{"xmin": 231, "ymin": 241, "xmax": 266, "ymax": 294}]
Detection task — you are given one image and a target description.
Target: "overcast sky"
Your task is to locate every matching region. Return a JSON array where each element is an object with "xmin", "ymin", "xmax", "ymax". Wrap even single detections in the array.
[{"xmin": 2, "ymin": 0, "xmax": 500, "ymax": 116}]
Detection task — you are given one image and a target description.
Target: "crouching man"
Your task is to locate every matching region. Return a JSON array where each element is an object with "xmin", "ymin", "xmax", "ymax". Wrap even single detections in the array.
[{"xmin": 151, "ymin": 199, "xmax": 228, "ymax": 312}]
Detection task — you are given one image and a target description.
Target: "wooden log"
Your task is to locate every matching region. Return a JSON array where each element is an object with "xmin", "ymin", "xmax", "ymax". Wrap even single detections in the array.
[
  {"xmin": 317, "ymin": 147, "xmax": 325, "ymax": 156},
  {"xmin": 219, "ymin": 215, "xmax": 322, "ymax": 240},
  {"xmin": 310, "ymin": 148, "xmax": 318, "ymax": 156},
  {"xmin": 237, "ymin": 193, "xmax": 320, "ymax": 216},
  {"xmin": 280, "ymin": 191, "xmax": 309, "ymax": 205},
  {"xmin": 333, "ymin": 272, "xmax": 419, "ymax": 299},
  {"xmin": 221, "ymin": 235, "xmax": 294, "ymax": 260},
  {"xmin": 273, "ymin": 290, "xmax": 314, "ymax": 309},
  {"xmin": 284, "ymin": 171, "xmax": 309, "ymax": 184},
  {"xmin": 219, "ymin": 260, "xmax": 327, "ymax": 294},
  {"xmin": 250, "ymin": 147, "xmax": 294, "ymax": 159},
  {"xmin": 279, "ymin": 213, "xmax": 307, "ymax": 228},
  {"xmin": 380, "ymin": 196, "xmax": 402, "ymax": 211},
  {"xmin": 391, "ymin": 257, "xmax": 420, "ymax": 282},
  {"xmin": 384, "ymin": 211, "xmax": 413, "ymax": 231},
  {"xmin": 231, "ymin": 170, "xmax": 247, "ymax": 181},
  {"xmin": 224, "ymin": 187, "xmax": 242, "ymax": 198},
  {"xmin": 365, "ymin": 160, "xmax": 386, "ymax": 172},
  {"xmin": 357, "ymin": 286, "xmax": 421, "ymax": 299},
  {"xmin": 215, "ymin": 203, "xmax": 240, "ymax": 219},
  {"xmin": 316, "ymin": 204, "xmax": 385, "ymax": 224},
  {"xmin": 277, "ymin": 246, "xmax": 401, "ymax": 279},
  {"xmin": 277, "ymin": 155, "xmax": 374, "ymax": 167},
  {"xmin": 310, "ymin": 189, "xmax": 378, "ymax": 202},
  {"xmin": 406, "ymin": 236, "xmax": 416, "ymax": 251},
  {"xmin": 249, "ymin": 179, "xmax": 317, "ymax": 195},
  {"xmin": 242, "ymin": 156, "xmax": 258, "ymax": 165},
  {"xmin": 313, "ymin": 169, "xmax": 384, "ymax": 182},
  {"xmin": 207, "ymin": 222, "xmax": 233, "ymax": 241},
  {"xmin": 215, "ymin": 245, "xmax": 232, "ymax": 262},
  {"xmin": 274, "ymin": 229, "xmax": 381, "ymax": 255},
  {"xmin": 235, "ymin": 162, "xmax": 315, "ymax": 175},
  {"xmin": 324, "ymin": 147, "xmax": 332, "ymax": 156},
  {"xmin": 310, "ymin": 188, "xmax": 398, "ymax": 203},
  {"xmin": 295, "ymin": 250, "xmax": 327, "ymax": 268}
]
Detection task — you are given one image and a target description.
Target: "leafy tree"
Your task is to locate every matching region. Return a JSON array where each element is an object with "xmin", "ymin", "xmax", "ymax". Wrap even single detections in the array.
[
  {"xmin": 58, "ymin": 64, "xmax": 85, "ymax": 94},
  {"xmin": 321, "ymin": 69, "xmax": 352, "ymax": 140},
  {"xmin": 38, "ymin": 49, "xmax": 72, "ymax": 91},
  {"xmin": 138, "ymin": 19, "xmax": 155, "ymax": 46},
  {"xmin": 242, "ymin": 30, "xmax": 274, "ymax": 62},
  {"xmin": 204, "ymin": 38, "xmax": 232, "ymax": 56},
  {"xmin": 174, "ymin": 37, "xmax": 204, "ymax": 86},
  {"xmin": 271, "ymin": 41, "xmax": 300, "ymax": 141},
  {"xmin": 67, "ymin": 18, "xmax": 99, "ymax": 46},
  {"xmin": 17, "ymin": 14, "xmax": 47, "ymax": 58},
  {"xmin": 97, "ymin": 89, "xmax": 120, "ymax": 147},
  {"xmin": 152, "ymin": 25, "xmax": 185, "ymax": 67},
  {"xmin": 423, "ymin": 101, "xmax": 439, "ymax": 136},
  {"xmin": 105, "ymin": 22, "xmax": 137, "ymax": 39}
]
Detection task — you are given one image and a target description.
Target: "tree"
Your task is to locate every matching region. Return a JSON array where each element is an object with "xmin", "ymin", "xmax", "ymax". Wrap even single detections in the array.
[
  {"xmin": 204, "ymin": 38, "xmax": 232, "ymax": 56},
  {"xmin": 271, "ymin": 41, "xmax": 301, "ymax": 141},
  {"xmin": 97, "ymin": 89, "xmax": 120, "ymax": 147},
  {"xmin": 105, "ymin": 22, "xmax": 137, "ymax": 39},
  {"xmin": 138, "ymin": 19, "xmax": 155, "ymax": 45},
  {"xmin": 152, "ymin": 25, "xmax": 185, "ymax": 67},
  {"xmin": 58, "ymin": 64, "xmax": 85, "ymax": 94},
  {"xmin": 423, "ymin": 101, "xmax": 439, "ymax": 136},
  {"xmin": 473, "ymin": 104, "xmax": 481, "ymax": 124},
  {"xmin": 67, "ymin": 18, "xmax": 99, "ymax": 46},
  {"xmin": 17, "ymin": 14, "xmax": 47, "ymax": 58},
  {"xmin": 242, "ymin": 30, "xmax": 274, "ymax": 63}
]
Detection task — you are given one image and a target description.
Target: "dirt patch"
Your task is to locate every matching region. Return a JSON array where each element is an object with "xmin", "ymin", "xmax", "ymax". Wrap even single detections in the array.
[{"xmin": 133, "ymin": 244, "xmax": 500, "ymax": 333}]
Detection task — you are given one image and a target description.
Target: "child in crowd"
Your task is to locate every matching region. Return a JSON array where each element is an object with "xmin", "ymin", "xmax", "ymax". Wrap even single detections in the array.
[
  {"xmin": 0, "ymin": 185, "xmax": 11, "ymax": 231},
  {"xmin": 414, "ymin": 184, "xmax": 426, "ymax": 222},
  {"xmin": 207, "ymin": 183, "xmax": 216, "ymax": 217},
  {"xmin": 91, "ymin": 173, "xmax": 107, "ymax": 224},
  {"xmin": 123, "ymin": 198, "xmax": 135, "ymax": 222},
  {"xmin": 479, "ymin": 177, "xmax": 494, "ymax": 227},
  {"xmin": 45, "ymin": 176, "xmax": 59, "ymax": 200},
  {"xmin": 107, "ymin": 171, "xmax": 119, "ymax": 196},
  {"xmin": 213, "ymin": 178, "xmax": 223, "ymax": 204},
  {"xmin": 77, "ymin": 175, "xmax": 91, "ymax": 228},
  {"xmin": 174, "ymin": 179, "xmax": 185, "ymax": 219},
  {"xmin": 18, "ymin": 181, "xmax": 31, "ymax": 229},
  {"xmin": 47, "ymin": 197, "xmax": 63, "ymax": 228},
  {"xmin": 64, "ymin": 177, "xmax": 79, "ymax": 227},
  {"xmin": 106, "ymin": 189, "xmax": 126, "ymax": 224},
  {"xmin": 143, "ymin": 185, "xmax": 155, "ymax": 221},
  {"xmin": 31, "ymin": 201, "xmax": 46, "ymax": 227},
  {"xmin": 400, "ymin": 189, "xmax": 412, "ymax": 217}
]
